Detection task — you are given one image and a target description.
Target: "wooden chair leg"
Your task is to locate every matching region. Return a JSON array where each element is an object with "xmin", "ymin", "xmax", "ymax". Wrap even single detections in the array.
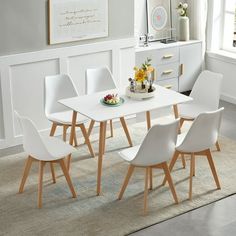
[
  {"xmin": 189, "ymin": 153, "xmax": 195, "ymax": 200},
  {"xmin": 59, "ymin": 159, "xmax": 77, "ymax": 198},
  {"xmin": 38, "ymin": 161, "xmax": 45, "ymax": 208},
  {"xmin": 143, "ymin": 168, "xmax": 149, "ymax": 215},
  {"xmin": 49, "ymin": 124, "xmax": 60, "ymax": 183},
  {"xmin": 80, "ymin": 124, "xmax": 95, "ymax": 157},
  {"xmin": 148, "ymin": 168, "xmax": 153, "ymax": 190},
  {"xmin": 162, "ymin": 162, "xmax": 179, "ymax": 204},
  {"xmin": 162, "ymin": 151, "xmax": 180, "ymax": 186},
  {"xmin": 67, "ymin": 155, "xmax": 72, "ymax": 171},
  {"xmin": 50, "ymin": 123, "xmax": 57, "ymax": 136},
  {"xmin": 216, "ymin": 141, "xmax": 221, "ymax": 152},
  {"xmin": 73, "ymin": 132, "xmax": 78, "ymax": 147},
  {"xmin": 50, "ymin": 163, "xmax": 56, "ymax": 183},
  {"xmin": 63, "ymin": 125, "xmax": 68, "ymax": 142},
  {"xmin": 19, "ymin": 156, "xmax": 33, "ymax": 193},
  {"xmin": 146, "ymin": 111, "xmax": 151, "ymax": 130},
  {"xmin": 110, "ymin": 119, "xmax": 114, "ymax": 137},
  {"xmin": 180, "ymin": 118, "xmax": 185, "ymax": 129},
  {"xmin": 87, "ymin": 120, "xmax": 95, "ymax": 138},
  {"xmin": 205, "ymin": 149, "xmax": 221, "ymax": 189},
  {"xmin": 118, "ymin": 165, "xmax": 135, "ymax": 200},
  {"xmin": 119, "ymin": 117, "xmax": 133, "ymax": 147},
  {"xmin": 192, "ymin": 153, "xmax": 195, "ymax": 177},
  {"xmin": 149, "ymin": 168, "xmax": 153, "ymax": 190},
  {"xmin": 181, "ymin": 154, "xmax": 186, "ymax": 169}
]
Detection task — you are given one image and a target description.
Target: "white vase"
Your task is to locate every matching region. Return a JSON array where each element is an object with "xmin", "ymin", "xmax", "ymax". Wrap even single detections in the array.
[{"xmin": 179, "ymin": 16, "xmax": 190, "ymax": 41}]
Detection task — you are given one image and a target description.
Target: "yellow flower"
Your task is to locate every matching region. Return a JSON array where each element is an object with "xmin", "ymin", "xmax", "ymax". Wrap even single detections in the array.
[
  {"xmin": 135, "ymin": 69, "xmax": 146, "ymax": 82},
  {"xmin": 133, "ymin": 58, "xmax": 156, "ymax": 82}
]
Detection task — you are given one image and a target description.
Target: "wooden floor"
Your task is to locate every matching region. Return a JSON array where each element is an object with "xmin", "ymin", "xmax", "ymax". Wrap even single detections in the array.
[{"xmin": 131, "ymin": 100, "xmax": 236, "ymax": 236}]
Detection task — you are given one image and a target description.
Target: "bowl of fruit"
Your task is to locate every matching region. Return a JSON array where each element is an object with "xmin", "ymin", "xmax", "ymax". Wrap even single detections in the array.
[{"xmin": 101, "ymin": 94, "xmax": 124, "ymax": 106}]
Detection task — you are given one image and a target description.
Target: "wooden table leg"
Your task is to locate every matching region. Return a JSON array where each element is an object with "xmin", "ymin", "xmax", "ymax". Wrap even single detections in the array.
[
  {"xmin": 146, "ymin": 111, "xmax": 151, "ymax": 130},
  {"xmin": 103, "ymin": 121, "xmax": 107, "ymax": 155},
  {"xmin": 68, "ymin": 111, "xmax": 77, "ymax": 170},
  {"xmin": 97, "ymin": 121, "xmax": 106, "ymax": 196},
  {"xmin": 173, "ymin": 104, "xmax": 181, "ymax": 134}
]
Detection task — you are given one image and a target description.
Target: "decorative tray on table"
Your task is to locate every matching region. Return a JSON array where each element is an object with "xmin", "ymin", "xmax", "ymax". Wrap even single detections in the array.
[{"xmin": 125, "ymin": 85, "xmax": 156, "ymax": 100}]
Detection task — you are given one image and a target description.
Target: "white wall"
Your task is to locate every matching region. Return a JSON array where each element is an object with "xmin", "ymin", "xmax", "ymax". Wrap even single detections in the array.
[
  {"xmin": 0, "ymin": 38, "xmax": 135, "ymax": 149},
  {"xmin": 0, "ymin": 0, "xmax": 134, "ymax": 56},
  {"xmin": 0, "ymin": 0, "xmax": 136, "ymax": 149}
]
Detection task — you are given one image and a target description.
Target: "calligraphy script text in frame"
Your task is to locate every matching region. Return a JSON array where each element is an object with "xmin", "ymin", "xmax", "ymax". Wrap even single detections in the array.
[{"xmin": 48, "ymin": 0, "xmax": 108, "ymax": 44}]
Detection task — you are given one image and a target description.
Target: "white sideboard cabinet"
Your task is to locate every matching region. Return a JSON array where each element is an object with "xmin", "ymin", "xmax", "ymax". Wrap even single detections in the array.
[{"xmin": 135, "ymin": 40, "xmax": 202, "ymax": 92}]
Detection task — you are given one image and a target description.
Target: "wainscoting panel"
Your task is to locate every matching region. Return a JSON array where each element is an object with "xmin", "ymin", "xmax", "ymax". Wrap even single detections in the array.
[
  {"xmin": 120, "ymin": 47, "xmax": 136, "ymax": 87},
  {"xmin": 0, "ymin": 38, "xmax": 135, "ymax": 149},
  {"xmin": 68, "ymin": 51, "xmax": 112, "ymax": 95},
  {"xmin": 10, "ymin": 59, "xmax": 60, "ymax": 136}
]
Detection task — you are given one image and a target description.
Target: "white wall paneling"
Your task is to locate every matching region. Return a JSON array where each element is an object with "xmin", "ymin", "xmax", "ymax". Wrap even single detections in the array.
[{"xmin": 0, "ymin": 38, "xmax": 135, "ymax": 149}]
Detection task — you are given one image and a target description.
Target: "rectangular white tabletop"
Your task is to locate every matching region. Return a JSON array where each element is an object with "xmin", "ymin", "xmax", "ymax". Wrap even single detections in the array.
[{"xmin": 59, "ymin": 85, "xmax": 192, "ymax": 122}]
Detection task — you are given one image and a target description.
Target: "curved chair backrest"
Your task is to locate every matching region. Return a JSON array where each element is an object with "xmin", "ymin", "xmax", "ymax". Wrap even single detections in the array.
[
  {"xmin": 85, "ymin": 66, "xmax": 117, "ymax": 94},
  {"xmin": 177, "ymin": 107, "xmax": 224, "ymax": 153},
  {"xmin": 44, "ymin": 74, "xmax": 78, "ymax": 116},
  {"xmin": 131, "ymin": 119, "xmax": 179, "ymax": 166},
  {"xmin": 190, "ymin": 70, "xmax": 223, "ymax": 110},
  {"xmin": 15, "ymin": 111, "xmax": 50, "ymax": 159}
]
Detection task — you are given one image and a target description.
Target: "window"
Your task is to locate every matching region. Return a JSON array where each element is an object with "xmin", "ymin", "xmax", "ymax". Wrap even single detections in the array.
[{"xmin": 222, "ymin": 0, "xmax": 236, "ymax": 50}]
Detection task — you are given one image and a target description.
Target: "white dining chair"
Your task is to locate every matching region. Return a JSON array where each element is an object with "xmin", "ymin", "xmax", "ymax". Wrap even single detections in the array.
[
  {"xmin": 44, "ymin": 74, "xmax": 95, "ymax": 159},
  {"xmin": 15, "ymin": 112, "xmax": 77, "ymax": 208},
  {"xmin": 163, "ymin": 108, "xmax": 224, "ymax": 200},
  {"xmin": 177, "ymin": 70, "xmax": 223, "ymax": 152},
  {"xmin": 118, "ymin": 119, "xmax": 180, "ymax": 215},
  {"xmin": 85, "ymin": 66, "xmax": 133, "ymax": 148}
]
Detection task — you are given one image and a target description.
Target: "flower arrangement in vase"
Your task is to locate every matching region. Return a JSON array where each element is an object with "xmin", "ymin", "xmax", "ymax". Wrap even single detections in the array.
[
  {"xmin": 129, "ymin": 58, "xmax": 155, "ymax": 93},
  {"xmin": 177, "ymin": 2, "xmax": 188, "ymax": 17},
  {"xmin": 177, "ymin": 2, "xmax": 189, "ymax": 41}
]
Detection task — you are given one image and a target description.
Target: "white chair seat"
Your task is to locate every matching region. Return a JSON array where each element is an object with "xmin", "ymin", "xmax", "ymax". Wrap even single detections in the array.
[
  {"xmin": 47, "ymin": 110, "xmax": 89, "ymax": 125},
  {"xmin": 41, "ymin": 136, "xmax": 76, "ymax": 161},
  {"xmin": 119, "ymin": 145, "xmax": 140, "ymax": 163},
  {"xmin": 178, "ymin": 102, "xmax": 212, "ymax": 119}
]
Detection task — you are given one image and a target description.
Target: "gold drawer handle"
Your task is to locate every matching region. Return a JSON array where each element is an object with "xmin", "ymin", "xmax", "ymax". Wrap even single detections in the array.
[
  {"xmin": 163, "ymin": 54, "xmax": 173, "ymax": 59},
  {"xmin": 165, "ymin": 85, "xmax": 172, "ymax": 89},
  {"xmin": 162, "ymin": 70, "xmax": 173, "ymax": 75},
  {"xmin": 180, "ymin": 64, "xmax": 184, "ymax": 76}
]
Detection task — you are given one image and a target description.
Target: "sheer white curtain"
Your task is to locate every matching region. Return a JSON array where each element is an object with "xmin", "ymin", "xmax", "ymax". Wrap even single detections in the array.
[{"xmin": 187, "ymin": 0, "xmax": 208, "ymax": 63}]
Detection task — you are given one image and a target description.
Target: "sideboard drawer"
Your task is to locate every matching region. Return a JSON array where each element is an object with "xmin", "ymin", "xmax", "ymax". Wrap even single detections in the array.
[
  {"xmin": 136, "ymin": 47, "xmax": 179, "ymax": 66},
  {"xmin": 158, "ymin": 47, "xmax": 179, "ymax": 64},
  {"xmin": 156, "ymin": 78, "xmax": 179, "ymax": 91},
  {"xmin": 156, "ymin": 63, "xmax": 179, "ymax": 81}
]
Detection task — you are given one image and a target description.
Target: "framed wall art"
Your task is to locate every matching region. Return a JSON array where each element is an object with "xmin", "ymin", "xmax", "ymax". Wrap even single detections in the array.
[
  {"xmin": 48, "ymin": 0, "xmax": 108, "ymax": 44},
  {"xmin": 146, "ymin": 0, "xmax": 172, "ymax": 41}
]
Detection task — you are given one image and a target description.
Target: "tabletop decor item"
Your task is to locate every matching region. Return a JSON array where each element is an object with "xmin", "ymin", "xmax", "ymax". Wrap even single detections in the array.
[
  {"xmin": 177, "ymin": 2, "xmax": 189, "ymax": 41},
  {"xmin": 100, "ymin": 94, "xmax": 124, "ymax": 107},
  {"xmin": 126, "ymin": 58, "xmax": 156, "ymax": 100}
]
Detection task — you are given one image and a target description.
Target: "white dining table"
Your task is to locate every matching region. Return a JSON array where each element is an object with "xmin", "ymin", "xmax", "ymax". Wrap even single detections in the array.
[{"xmin": 59, "ymin": 85, "xmax": 192, "ymax": 195}]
